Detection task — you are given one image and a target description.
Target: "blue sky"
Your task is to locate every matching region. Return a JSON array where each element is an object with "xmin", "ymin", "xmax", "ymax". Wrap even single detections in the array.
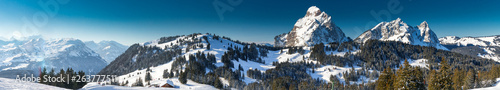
[{"xmin": 0, "ymin": 0, "xmax": 499, "ymax": 45}]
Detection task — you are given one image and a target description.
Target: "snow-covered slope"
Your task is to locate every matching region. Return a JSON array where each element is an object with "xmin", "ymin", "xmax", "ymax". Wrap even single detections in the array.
[
  {"xmin": 85, "ymin": 41, "xmax": 128, "ymax": 64},
  {"xmin": 99, "ymin": 33, "xmax": 372, "ymax": 89},
  {"xmin": 355, "ymin": 18, "xmax": 448, "ymax": 50},
  {"xmin": 81, "ymin": 78, "xmax": 217, "ymax": 90},
  {"xmin": 0, "ymin": 38, "xmax": 107, "ymax": 78},
  {"xmin": 0, "ymin": 77, "xmax": 66, "ymax": 90},
  {"xmin": 439, "ymin": 35, "xmax": 500, "ymax": 61},
  {"xmin": 440, "ymin": 35, "xmax": 500, "ymax": 47},
  {"xmin": 100, "ymin": 34, "xmax": 275, "ymax": 85},
  {"xmin": 275, "ymin": 6, "xmax": 349, "ymax": 47}
]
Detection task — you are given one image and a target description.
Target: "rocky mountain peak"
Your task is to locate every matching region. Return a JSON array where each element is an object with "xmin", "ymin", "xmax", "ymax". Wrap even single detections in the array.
[
  {"xmin": 306, "ymin": 6, "xmax": 321, "ymax": 16},
  {"xmin": 356, "ymin": 18, "xmax": 447, "ymax": 50},
  {"xmin": 274, "ymin": 6, "xmax": 348, "ymax": 47}
]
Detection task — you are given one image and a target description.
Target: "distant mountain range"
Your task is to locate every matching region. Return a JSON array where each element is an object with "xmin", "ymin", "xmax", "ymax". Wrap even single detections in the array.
[
  {"xmin": 0, "ymin": 37, "xmax": 127, "ymax": 78},
  {"xmin": 440, "ymin": 35, "xmax": 500, "ymax": 61},
  {"xmin": 84, "ymin": 41, "xmax": 128, "ymax": 64}
]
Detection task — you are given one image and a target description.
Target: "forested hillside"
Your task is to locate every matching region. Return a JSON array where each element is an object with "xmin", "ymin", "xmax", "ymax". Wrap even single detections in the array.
[{"xmin": 96, "ymin": 33, "xmax": 499, "ymax": 90}]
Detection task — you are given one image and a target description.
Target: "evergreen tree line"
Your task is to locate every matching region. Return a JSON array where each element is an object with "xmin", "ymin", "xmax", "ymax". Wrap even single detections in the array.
[
  {"xmin": 98, "ymin": 43, "xmax": 184, "ymax": 76},
  {"xmin": 358, "ymin": 40, "xmax": 497, "ymax": 71},
  {"xmin": 39, "ymin": 67, "xmax": 87, "ymax": 89},
  {"xmin": 376, "ymin": 58, "xmax": 500, "ymax": 90},
  {"xmin": 167, "ymin": 51, "xmax": 246, "ymax": 89}
]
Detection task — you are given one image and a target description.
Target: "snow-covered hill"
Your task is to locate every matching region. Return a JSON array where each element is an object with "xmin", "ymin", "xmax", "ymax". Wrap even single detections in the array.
[
  {"xmin": 85, "ymin": 41, "xmax": 128, "ymax": 64},
  {"xmin": 0, "ymin": 77, "xmax": 66, "ymax": 90},
  {"xmin": 440, "ymin": 35, "xmax": 500, "ymax": 47},
  {"xmin": 99, "ymin": 33, "xmax": 375, "ymax": 89},
  {"xmin": 0, "ymin": 38, "xmax": 107, "ymax": 78},
  {"xmin": 81, "ymin": 78, "xmax": 217, "ymax": 90},
  {"xmin": 274, "ymin": 6, "xmax": 349, "ymax": 47},
  {"xmin": 439, "ymin": 35, "xmax": 500, "ymax": 61},
  {"xmin": 355, "ymin": 18, "xmax": 448, "ymax": 50}
]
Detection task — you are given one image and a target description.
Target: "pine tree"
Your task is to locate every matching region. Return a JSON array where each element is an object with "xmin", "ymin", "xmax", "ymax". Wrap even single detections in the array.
[
  {"xmin": 463, "ymin": 70, "xmax": 476, "ymax": 89},
  {"xmin": 40, "ymin": 67, "xmax": 47, "ymax": 84},
  {"xmin": 214, "ymin": 76, "xmax": 223, "ymax": 89},
  {"xmin": 409, "ymin": 67, "xmax": 425, "ymax": 90},
  {"xmin": 452, "ymin": 68, "xmax": 465, "ymax": 90},
  {"xmin": 376, "ymin": 67, "xmax": 393, "ymax": 90},
  {"xmin": 163, "ymin": 69, "xmax": 169, "ymax": 78},
  {"xmin": 179, "ymin": 71, "xmax": 187, "ymax": 84},
  {"xmin": 48, "ymin": 68, "xmax": 55, "ymax": 85},
  {"xmin": 330, "ymin": 75, "xmax": 340, "ymax": 89},
  {"xmin": 427, "ymin": 70, "xmax": 438, "ymax": 90},
  {"xmin": 476, "ymin": 71, "xmax": 482, "ymax": 88},
  {"xmin": 394, "ymin": 59, "xmax": 412, "ymax": 90},
  {"xmin": 312, "ymin": 64, "xmax": 315, "ymax": 73},
  {"xmin": 238, "ymin": 64, "xmax": 243, "ymax": 71},
  {"xmin": 437, "ymin": 58, "xmax": 452, "ymax": 89},
  {"xmin": 388, "ymin": 69, "xmax": 395, "ymax": 90},
  {"xmin": 145, "ymin": 71, "xmax": 152, "ymax": 82},
  {"xmin": 134, "ymin": 78, "xmax": 144, "ymax": 86},
  {"xmin": 207, "ymin": 43, "xmax": 211, "ymax": 50}
]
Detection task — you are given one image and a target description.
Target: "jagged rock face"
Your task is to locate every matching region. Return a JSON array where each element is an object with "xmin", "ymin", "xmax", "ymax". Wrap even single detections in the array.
[
  {"xmin": 275, "ymin": 6, "xmax": 348, "ymax": 47},
  {"xmin": 418, "ymin": 21, "xmax": 440, "ymax": 44},
  {"xmin": 355, "ymin": 18, "xmax": 447, "ymax": 50}
]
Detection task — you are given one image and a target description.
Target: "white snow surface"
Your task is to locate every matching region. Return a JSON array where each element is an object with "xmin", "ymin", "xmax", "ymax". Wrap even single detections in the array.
[
  {"xmin": 0, "ymin": 77, "xmax": 67, "ymax": 90},
  {"xmin": 408, "ymin": 59, "xmax": 428, "ymax": 68},
  {"xmin": 81, "ymin": 78, "xmax": 217, "ymax": 90},
  {"xmin": 473, "ymin": 78, "xmax": 500, "ymax": 90}
]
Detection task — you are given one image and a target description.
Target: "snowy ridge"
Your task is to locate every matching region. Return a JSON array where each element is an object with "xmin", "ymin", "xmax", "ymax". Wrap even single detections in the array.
[
  {"xmin": 439, "ymin": 35, "xmax": 500, "ymax": 61},
  {"xmin": 355, "ymin": 18, "xmax": 448, "ymax": 50},
  {"xmin": 111, "ymin": 34, "xmax": 275, "ymax": 86},
  {"xmin": 439, "ymin": 35, "xmax": 500, "ymax": 47},
  {"xmin": 275, "ymin": 6, "xmax": 348, "ymax": 47}
]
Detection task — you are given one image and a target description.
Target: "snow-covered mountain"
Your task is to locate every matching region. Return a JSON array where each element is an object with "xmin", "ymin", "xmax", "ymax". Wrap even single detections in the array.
[
  {"xmin": 355, "ymin": 18, "xmax": 448, "ymax": 50},
  {"xmin": 0, "ymin": 38, "xmax": 107, "ymax": 78},
  {"xmin": 98, "ymin": 33, "xmax": 376, "ymax": 88},
  {"xmin": 439, "ymin": 35, "xmax": 500, "ymax": 61},
  {"xmin": 85, "ymin": 41, "xmax": 128, "ymax": 64},
  {"xmin": 440, "ymin": 35, "xmax": 500, "ymax": 46},
  {"xmin": 274, "ymin": 6, "xmax": 349, "ymax": 47}
]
